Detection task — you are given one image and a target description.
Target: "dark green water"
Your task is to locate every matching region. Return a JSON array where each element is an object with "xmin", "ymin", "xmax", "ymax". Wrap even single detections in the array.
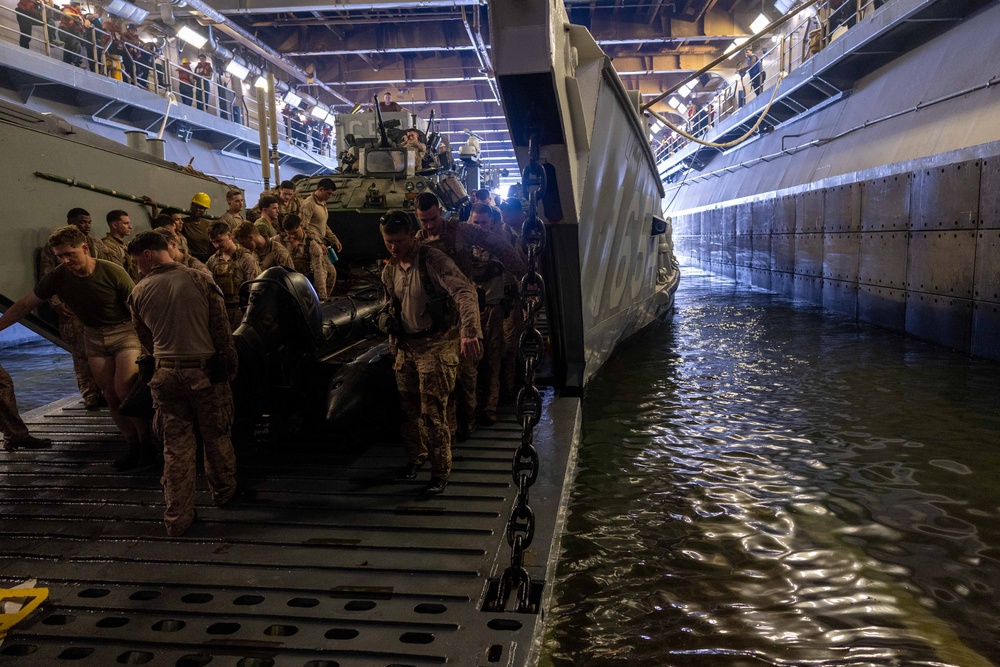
[{"xmin": 543, "ymin": 268, "xmax": 1000, "ymax": 667}]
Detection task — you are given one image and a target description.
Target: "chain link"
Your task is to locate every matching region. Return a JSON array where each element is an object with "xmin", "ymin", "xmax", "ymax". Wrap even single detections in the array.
[{"xmin": 492, "ymin": 133, "xmax": 547, "ymax": 614}]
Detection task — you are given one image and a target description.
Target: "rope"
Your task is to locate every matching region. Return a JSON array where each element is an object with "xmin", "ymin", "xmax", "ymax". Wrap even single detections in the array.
[{"xmin": 652, "ymin": 72, "xmax": 786, "ymax": 150}]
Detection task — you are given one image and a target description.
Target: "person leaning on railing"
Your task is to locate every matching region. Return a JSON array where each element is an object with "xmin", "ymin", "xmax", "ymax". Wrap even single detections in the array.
[{"xmin": 15, "ymin": 0, "xmax": 43, "ymax": 50}]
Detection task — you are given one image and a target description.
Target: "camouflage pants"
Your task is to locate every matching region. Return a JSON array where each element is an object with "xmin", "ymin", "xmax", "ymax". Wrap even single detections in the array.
[
  {"xmin": 395, "ymin": 339, "xmax": 459, "ymax": 479},
  {"xmin": 149, "ymin": 368, "xmax": 237, "ymax": 536},
  {"xmin": 0, "ymin": 363, "xmax": 29, "ymax": 441},
  {"xmin": 58, "ymin": 312, "xmax": 101, "ymax": 404},
  {"xmin": 502, "ymin": 307, "xmax": 526, "ymax": 398},
  {"xmin": 478, "ymin": 304, "xmax": 506, "ymax": 414}
]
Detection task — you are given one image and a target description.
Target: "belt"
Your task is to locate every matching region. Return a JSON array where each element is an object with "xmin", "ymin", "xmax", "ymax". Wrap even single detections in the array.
[{"xmin": 156, "ymin": 358, "xmax": 209, "ymax": 369}]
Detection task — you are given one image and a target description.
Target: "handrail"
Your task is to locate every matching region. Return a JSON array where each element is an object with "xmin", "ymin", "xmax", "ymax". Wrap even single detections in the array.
[
  {"xmin": 650, "ymin": 0, "xmax": 889, "ymax": 155},
  {"xmin": 0, "ymin": 2, "xmax": 332, "ymax": 158}
]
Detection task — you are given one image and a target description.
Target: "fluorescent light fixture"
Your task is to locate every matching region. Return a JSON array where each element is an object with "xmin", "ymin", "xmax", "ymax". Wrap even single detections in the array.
[
  {"xmin": 284, "ymin": 91, "xmax": 303, "ymax": 107},
  {"xmin": 225, "ymin": 59, "xmax": 250, "ymax": 80},
  {"xmin": 176, "ymin": 25, "xmax": 208, "ymax": 49},
  {"xmin": 105, "ymin": 0, "xmax": 148, "ymax": 23},
  {"xmin": 254, "ymin": 76, "xmax": 268, "ymax": 91},
  {"xmin": 775, "ymin": 0, "xmax": 794, "ymax": 13},
  {"xmin": 750, "ymin": 13, "xmax": 770, "ymax": 34},
  {"xmin": 323, "ymin": 113, "xmax": 337, "ymax": 127},
  {"xmin": 678, "ymin": 82, "xmax": 693, "ymax": 97},
  {"xmin": 669, "ymin": 97, "xmax": 683, "ymax": 110},
  {"xmin": 726, "ymin": 37, "xmax": 749, "ymax": 56},
  {"xmin": 310, "ymin": 105, "xmax": 329, "ymax": 120},
  {"xmin": 650, "ymin": 120, "xmax": 665, "ymax": 133}
]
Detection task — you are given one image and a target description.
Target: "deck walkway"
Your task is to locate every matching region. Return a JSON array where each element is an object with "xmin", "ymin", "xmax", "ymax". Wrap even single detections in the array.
[{"xmin": 0, "ymin": 393, "xmax": 580, "ymax": 666}]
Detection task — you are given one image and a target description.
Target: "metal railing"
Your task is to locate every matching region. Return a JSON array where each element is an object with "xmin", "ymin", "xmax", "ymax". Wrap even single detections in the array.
[
  {"xmin": 0, "ymin": 1, "xmax": 332, "ymax": 158},
  {"xmin": 652, "ymin": 0, "xmax": 889, "ymax": 157}
]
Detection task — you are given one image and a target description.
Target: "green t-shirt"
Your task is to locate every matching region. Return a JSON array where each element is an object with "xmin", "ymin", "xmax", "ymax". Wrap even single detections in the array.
[
  {"xmin": 34, "ymin": 259, "xmax": 134, "ymax": 329},
  {"xmin": 182, "ymin": 218, "xmax": 212, "ymax": 258}
]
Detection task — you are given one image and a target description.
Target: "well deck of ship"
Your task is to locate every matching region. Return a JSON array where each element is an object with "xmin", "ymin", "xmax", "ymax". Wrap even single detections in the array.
[{"xmin": 0, "ymin": 393, "xmax": 581, "ymax": 666}]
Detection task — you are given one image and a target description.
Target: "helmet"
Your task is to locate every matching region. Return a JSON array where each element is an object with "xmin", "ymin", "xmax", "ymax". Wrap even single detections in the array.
[
  {"xmin": 181, "ymin": 57, "xmax": 190, "ymax": 64},
  {"xmin": 191, "ymin": 192, "xmax": 211, "ymax": 209}
]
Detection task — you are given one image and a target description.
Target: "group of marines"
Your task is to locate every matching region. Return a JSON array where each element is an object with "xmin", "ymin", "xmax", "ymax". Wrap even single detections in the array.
[{"xmin": 0, "ymin": 180, "xmax": 533, "ymax": 530}]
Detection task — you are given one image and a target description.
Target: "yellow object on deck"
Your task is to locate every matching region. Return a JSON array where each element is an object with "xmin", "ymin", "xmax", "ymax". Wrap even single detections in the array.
[{"xmin": 0, "ymin": 587, "xmax": 49, "ymax": 641}]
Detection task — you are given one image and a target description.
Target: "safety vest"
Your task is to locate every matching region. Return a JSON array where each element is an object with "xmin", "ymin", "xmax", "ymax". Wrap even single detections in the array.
[{"xmin": 212, "ymin": 257, "xmax": 241, "ymax": 305}]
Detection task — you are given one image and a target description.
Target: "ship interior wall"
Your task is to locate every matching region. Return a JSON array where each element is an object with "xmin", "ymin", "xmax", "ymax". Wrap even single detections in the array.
[{"xmin": 673, "ymin": 151, "xmax": 1000, "ymax": 362}]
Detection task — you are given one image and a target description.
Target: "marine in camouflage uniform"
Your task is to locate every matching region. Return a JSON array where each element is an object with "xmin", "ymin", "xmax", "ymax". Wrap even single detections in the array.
[
  {"xmin": 39, "ymin": 209, "xmax": 104, "ymax": 408},
  {"xmin": 206, "ymin": 222, "xmax": 261, "ymax": 330},
  {"xmin": 127, "ymin": 231, "xmax": 238, "ymax": 537},
  {"xmin": 414, "ymin": 194, "xmax": 526, "ymax": 437},
  {"xmin": 379, "ymin": 211, "xmax": 482, "ymax": 494},
  {"xmin": 0, "ymin": 362, "xmax": 52, "ymax": 450},
  {"xmin": 98, "ymin": 210, "xmax": 140, "ymax": 281},
  {"xmin": 233, "ymin": 222, "xmax": 294, "ymax": 272},
  {"xmin": 276, "ymin": 214, "xmax": 335, "ymax": 300}
]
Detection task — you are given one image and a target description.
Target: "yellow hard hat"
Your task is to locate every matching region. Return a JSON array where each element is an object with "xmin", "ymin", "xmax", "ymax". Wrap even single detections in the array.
[
  {"xmin": 191, "ymin": 192, "xmax": 211, "ymax": 208},
  {"xmin": 181, "ymin": 57, "xmax": 190, "ymax": 64}
]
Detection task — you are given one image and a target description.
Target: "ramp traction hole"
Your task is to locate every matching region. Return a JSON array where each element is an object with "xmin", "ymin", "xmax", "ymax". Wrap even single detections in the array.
[
  {"xmin": 96, "ymin": 617, "xmax": 131, "ymax": 628},
  {"xmin": 42, "ymin": 614, "xmax": 76, "ymax": 625},
  {"xmin": 181, "ymin": 593, "xmax": 214, "ymax": 604},
  {"xmin": 152, "ymin": 620, "xmax": 186, "ymax": 632},
  {"xmin": 233, "ymin": 595, "xmax": 265, "ymax": 606},
  {"xmin": 0, "ymin": 644, "xmax": 38, "ymax": 657},
  {"xmin": 487, "ymin": 619, "xmax": 523, "ymax": 631},
  {"xmin": 287, "ymin": 597, "xmax": 319, "ymax": 608},
  {"xmin": 236, "ymin": 660, "xmax": 273, "ymax": 667},
  {"xmin": 175, "ymin": 654, "xmax": 212, "ymax": 666},
  {"xmin": 399, "ymin": 632, "xmax": 434, "ymax": 644},
  {"xmin": 344, "ymin": 600, "xmax": 376, "ymax": 611},
  {"xmin": 129, "ymin": 590, "xmax": 160, "ymax": 601},
  {"xmin": 116, "ymin": 650, "xmax": 154, "ymax": 664},
  {"xmin": 263, "ymin": 624, "xmax": 298, "ymax": 636},
  {"xmin": 57, "ymin": 647, "xmax": 95, "ymax": 660},
  {"xmin": 324, "ymin": 628, "xmax": 359, "ymax": 640},
  {"xmin": 414, "ymin": 603, "xmax": 446, "ymax": 614},
  {"xmin": 303, "ymin": 662, "xmax": 340, "ymax": 667},
  {"xmin": 78, "ymin": 588, "xmax": 110, "ymax": 598},
  {"xmin": 207, "ymin": 622, "xmax": 241, "ymax": 635}
]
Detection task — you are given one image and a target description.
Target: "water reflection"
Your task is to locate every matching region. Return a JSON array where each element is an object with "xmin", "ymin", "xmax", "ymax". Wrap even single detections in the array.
[
  {"xmin": 1, "ymin": 339, "xmax": 75, "ymax": 412},
  {"xmin": 543, "ymin": 268, "xmax": 1000, "ymax": 667}
]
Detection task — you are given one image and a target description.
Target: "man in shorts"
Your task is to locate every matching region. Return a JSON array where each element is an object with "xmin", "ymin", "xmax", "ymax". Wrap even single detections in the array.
[{"xmin": 0, "ymin": 226, "xmax": 151, "ymax": 469}]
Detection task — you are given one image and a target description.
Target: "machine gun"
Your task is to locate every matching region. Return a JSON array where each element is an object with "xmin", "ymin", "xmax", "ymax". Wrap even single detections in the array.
[{"xmin": 373, "ymin": 94, "xmax": 392, "ymax": 149}]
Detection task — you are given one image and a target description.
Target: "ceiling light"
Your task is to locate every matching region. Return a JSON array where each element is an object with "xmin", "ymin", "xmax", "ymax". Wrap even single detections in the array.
[
  {"xmin": 650, "ymin": 120, "xmax": 665, "ymax": 133},
  {"xmin": 254, "ymin": 76, "xmax": 269, "ymax": 91},
  {"xmin": 678, "ymin": 82, "xmax": 693, "ymax": 97},
  {"xmin": 775, "ymin": 0, "xmax": 794, "ymax": 13},
  {"xmin": 224, "ymin": 59, "xmax": 249, "ymax": 80},
  {"xmin": 284, "ymin": 91, "xmax": 303, "ymax": 107},
  {"xmin": 669, "ymin": 97, "xmax": 683, "ymax": 110},
  {"xmin": 310, "ymin": 105, "xmax": 329, "ymax": 120},
  {"xmin": 105, "ymin": 0, "xmax": 148, "ymax": 23},
  {"xmin": 324, "ymin": 113, "xmax": 337, "ymax": 127},
  {"xmin": 176, "ymin": 25, "xmax": 207, "ymax": 50},
  {"xmin": 750, "ymin": 13, "xmax": 770, "ymax": 34},
  {"xmin": 726, "ymin": 37, "xmax": 749, "ymax": 56}
]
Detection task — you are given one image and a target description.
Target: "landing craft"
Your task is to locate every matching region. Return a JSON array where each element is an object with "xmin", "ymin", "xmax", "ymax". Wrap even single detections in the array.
[{"xmin": 0, "ymin": 0, "xmax": 680, "ymax": 661}]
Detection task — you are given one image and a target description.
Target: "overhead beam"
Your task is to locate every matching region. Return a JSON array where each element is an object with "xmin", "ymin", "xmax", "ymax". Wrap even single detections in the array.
[{"xmin": 210, "ymin": 0, "xmax": 483, "ymax": 15}]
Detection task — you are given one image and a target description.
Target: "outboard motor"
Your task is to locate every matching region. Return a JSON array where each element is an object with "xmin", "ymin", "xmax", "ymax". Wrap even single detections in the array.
[{"xmin": 233, "ymin": 267, "xmax": 324, "ymax": 426}]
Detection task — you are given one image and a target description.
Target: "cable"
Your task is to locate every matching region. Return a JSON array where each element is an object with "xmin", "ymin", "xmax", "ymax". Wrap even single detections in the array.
[{"xmin": 651, "ymin": 72, "xmax": 786, "ymax": 150}]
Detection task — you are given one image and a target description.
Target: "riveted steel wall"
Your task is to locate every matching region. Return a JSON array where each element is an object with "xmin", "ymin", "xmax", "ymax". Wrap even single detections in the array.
[{"xmin": 673, "ymin": 149, "xmax": 1000, "ymax": 360}]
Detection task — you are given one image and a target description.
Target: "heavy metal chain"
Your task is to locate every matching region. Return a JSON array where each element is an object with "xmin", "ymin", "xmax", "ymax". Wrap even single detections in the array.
[{"xmin": 492, "ymin": 134, "xmax": 546, "ymax": 614}]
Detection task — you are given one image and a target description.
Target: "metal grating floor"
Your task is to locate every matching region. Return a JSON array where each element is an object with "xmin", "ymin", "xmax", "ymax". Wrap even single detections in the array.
[{"xmin": 0, "ymin": 392, "xmax": 581, "ymax": 666}]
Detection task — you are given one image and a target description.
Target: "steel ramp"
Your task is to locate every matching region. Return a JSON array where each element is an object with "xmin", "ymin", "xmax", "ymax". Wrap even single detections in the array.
[{"xmin": 0, "ymin": 391, "xmax": 581, "ymax": 667}]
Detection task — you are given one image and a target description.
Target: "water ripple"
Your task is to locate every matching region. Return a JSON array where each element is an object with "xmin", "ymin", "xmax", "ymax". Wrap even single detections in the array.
[{"xmin": 542, "ymin": 269, "xmax": 1000, "ymax": 667}]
